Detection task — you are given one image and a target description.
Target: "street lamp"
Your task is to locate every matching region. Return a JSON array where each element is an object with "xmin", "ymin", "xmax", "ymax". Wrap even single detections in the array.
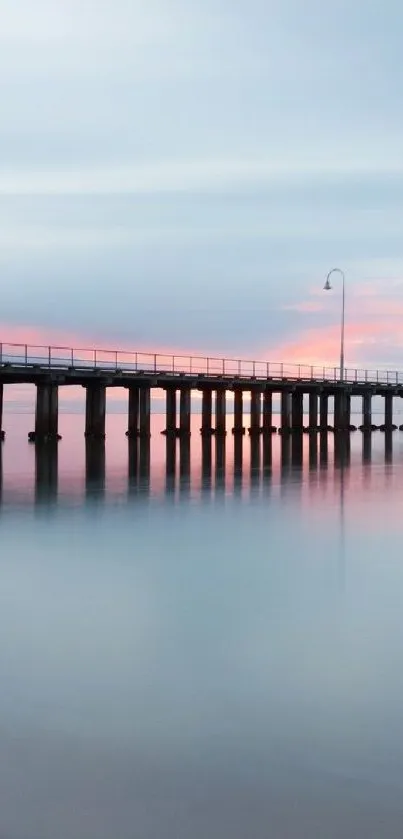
[{"xmin": 324, "ymin": 268, "xmax": 346, "ymax": 381}]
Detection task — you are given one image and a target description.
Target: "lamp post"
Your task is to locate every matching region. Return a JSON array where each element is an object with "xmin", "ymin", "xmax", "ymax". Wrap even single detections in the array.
[{"xmin": 324, "ymin": 268, "xmax": 345, "ymax": 381}]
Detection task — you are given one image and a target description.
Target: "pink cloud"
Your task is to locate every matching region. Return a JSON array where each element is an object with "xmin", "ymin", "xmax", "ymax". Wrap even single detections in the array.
[{"xmin": 283, "ymin": 301, "xmax": 325, "ymax": 313}]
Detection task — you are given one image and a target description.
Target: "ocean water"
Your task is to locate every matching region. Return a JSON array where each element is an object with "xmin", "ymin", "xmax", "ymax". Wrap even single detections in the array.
[{"xmin": 1, "ymin": 413, "xmax": 403, "ymax": 838}]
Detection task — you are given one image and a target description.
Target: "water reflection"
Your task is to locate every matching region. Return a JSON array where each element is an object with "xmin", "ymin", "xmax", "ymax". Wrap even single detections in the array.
[
  {"xmin": 1, "ymin": 420, "xmax": 403, "ymax": 509},
  {"xmin": 35, "ymin": 443, "xmax": 58, "ymax": 504},
  {"xmin": 85, "ymin": 440, "xmax": 105, "ymax": 497},
  {"xmin": 215, "ymin": 437, "xmax": 226, "ymax": 493},
  {"xmin": 363, "ymin": 431, "xmax": 372, "ymax": 463}
]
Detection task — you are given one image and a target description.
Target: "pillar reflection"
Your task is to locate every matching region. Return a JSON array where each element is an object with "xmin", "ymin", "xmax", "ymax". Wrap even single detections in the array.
[
  {"xmin": 250, "ymin": 436, "xmax": 261, "ymax": 489},
  {"xmin": 334, "ymin": 433, "xmax": 350, "ymax": 469},
  {"xmin": 165, "ymin": 437, "xmax": 177, "ymax": 495},
  {"xmin": 215, "ymin": 436, "xmax": 226, "ymax": 492},
  {"xmin": 35, "ymin": 442, "xmax": 58, "ymax": 504},
  {"xmin": 385, "ymin": 431, "xmax": 393, "ymax": 463},
  {"xmin": 179, "ymin": 437, "xmax": 191, "ymax": 495},
  {"xmin": 362, "ymin": 431, "xmax": 372, "ymax": 464},
  {"xmin": 308, "ymin": 432, "xmax": 318, "ymax": 470},
  {"xmin": 233, "ymin": 434, "xmax": 243, "ymax": 493},
  {"xmin": 291, "ymin": 432, "xmax": 303, "ymax": 468},
  {"xmin": 201, "ymin": 436, "xmax": 213, "ymax": 495},
  {"xmin": 262, "ymin": 435, "xmax": 272, "ymax": 473},
  {"xmin": 319, "ymin": 432, "xmax": 329, "ymax": 468},
  {"xmin": 85, "ymin": 439, "xmax": 105, "ymax": 497}
]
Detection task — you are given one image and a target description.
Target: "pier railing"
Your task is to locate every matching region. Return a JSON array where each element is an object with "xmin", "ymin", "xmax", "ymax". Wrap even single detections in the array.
[{"xmin": 0, "ymin": 342, "xmax": 402, "ymax": 386}]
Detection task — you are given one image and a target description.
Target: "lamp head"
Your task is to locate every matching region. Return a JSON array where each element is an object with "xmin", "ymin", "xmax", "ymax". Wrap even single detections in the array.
[{"xmin": 324, "ymin": 278, "xmax": 332, "ymax": 291}]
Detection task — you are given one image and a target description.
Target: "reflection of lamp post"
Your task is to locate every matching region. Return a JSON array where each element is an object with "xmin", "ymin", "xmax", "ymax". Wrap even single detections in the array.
[{"xmin": 324, "ymin": 268, "xmax": 346, "ymax": 381}]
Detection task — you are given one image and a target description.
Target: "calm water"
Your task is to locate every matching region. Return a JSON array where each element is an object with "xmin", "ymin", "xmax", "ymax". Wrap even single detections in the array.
[{"xmin": 1, "ymin": 413, "xmax": 403, "ymax": 838}]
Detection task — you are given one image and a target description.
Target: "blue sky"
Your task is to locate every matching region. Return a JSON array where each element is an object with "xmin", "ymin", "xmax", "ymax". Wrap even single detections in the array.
[{"xmin": 1, "ymin": 0, "xmax": 403, "ymax": 366}]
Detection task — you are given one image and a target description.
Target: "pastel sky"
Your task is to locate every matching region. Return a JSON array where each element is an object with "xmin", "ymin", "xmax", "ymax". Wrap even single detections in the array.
[{"xmin": 2, "ymin": 0, "xmax": 403, "ymax": 369}]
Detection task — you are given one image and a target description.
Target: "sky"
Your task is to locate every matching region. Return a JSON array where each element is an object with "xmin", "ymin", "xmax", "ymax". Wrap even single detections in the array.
[{"xmin": 2, "ymin": 0, "xmax": 403, "ymax": 370}]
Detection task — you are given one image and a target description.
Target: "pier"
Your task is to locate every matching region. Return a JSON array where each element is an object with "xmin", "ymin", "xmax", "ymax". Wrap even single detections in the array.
[{"xmin": 0, "ymin": 342, "xmax": 402, "ymax": 443}]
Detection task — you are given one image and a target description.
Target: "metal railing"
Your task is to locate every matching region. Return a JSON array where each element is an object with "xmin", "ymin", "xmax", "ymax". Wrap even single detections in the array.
[{"xmin": 0, "ymin": 342, "xmax": 402, "ymax": 386}]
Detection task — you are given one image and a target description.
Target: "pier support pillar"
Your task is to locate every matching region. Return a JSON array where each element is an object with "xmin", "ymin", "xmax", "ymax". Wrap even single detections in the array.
[
  {"xmin": 309, "ymin": 392, "xmax": 318, "ymax": 429},
  {"xmin": 0, "ymin": 384, "xmax": 3, "ymax": 440},
  {"xmin": 385, "ymin": 392, "xmax": 393, "ymax": 429},
  {"xmin": 281, "ymin": 391, "xmax": 292, "ymax": 432},
  {"xmin": 334, "ymin": 390, "xmax": 349, "ymax": 431},
  {"xmin": 233, "ymin": 389, "xmax": 244, "ymax": 434},
  {"xmin": 320, "ymin": 393, "xmax": 329, "ymax": 429},
  {"xmin": 216, "ymin": 389, "xmax": 226, "ymax": 436},
  {"xmin": 179, "ymin": 388, "xmax": 191, "ymax": 436},
  {"xmin": 139, "ymin": 387, "xmax": 151, "ymax": 438},
  {"xmin": 291, "ymin": 391, "xmax": 303, "ymax": 431},
  {"xmin": 363, "ymin": 392, "xmax": 372, "ymax": 430},
  {"xmin": 85, "ymin": 384, "xmax": 106, "ymax": 440},
  {"xmin": 249, "ymin": 390, "xmax": 261, "ymax": 435},
  {"xmin": 263, "ymin": 390, "xmax": 273, "ymax": 433},
  {"xmin": 164, "ymin": 388, "xmax": 176, "ymax": 436},
  {"xmin": 127, "ymin": 387, "xmax": 140, "ymax": 438},
  {"xmin": 201, "ymin": 389, "xmax": 213, "ymax": 436},
  {"xmin": 31, "ymin": 383, "xmax": 59, "ymax": 442},
  {"xmin": 345, "ymin": 393, "xmax": 351, "ymax": 428}
]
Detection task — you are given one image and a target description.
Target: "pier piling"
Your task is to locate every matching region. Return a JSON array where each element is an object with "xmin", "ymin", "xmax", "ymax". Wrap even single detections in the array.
[{"xmin": 85, "ymin": 384, "xmax": 106, "ymax": 440}]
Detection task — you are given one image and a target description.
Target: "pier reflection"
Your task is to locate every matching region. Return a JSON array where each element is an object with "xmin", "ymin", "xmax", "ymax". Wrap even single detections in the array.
[
  {"xmin": 128, "ymin": 439, "xmax": 150, "ymax": 496},
  {"xmin": 334, "ymin": 433, "xmax": 351, "ymax": 469},
  {"xmin": 35, "ymin": 443, "xmax": 58, "ymax": 504},
  {"xmin": 215, "ymin": 437, "xmax": 226, "ymax": 493},
  {"xmin": 1, "ymin": 427, "xmax": 402, "ymax": 508},
  {"xmin": 85, "ymin": 440, "xmax": 105, "ymax": 498}
]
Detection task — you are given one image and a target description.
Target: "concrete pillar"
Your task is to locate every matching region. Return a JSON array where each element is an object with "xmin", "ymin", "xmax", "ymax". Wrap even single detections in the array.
[
  {"xmin": 49, "ymin": 385, "xmax": 58, "ymax": 437},
  {"xmin": 33, "ymin": 383, "xmax": 59, "ymax": 441},
  {"xmin": 179, "ymin": 388, "xmax": 191, "ymax": 436},
  {"xmin": 127, "ymin": 387, "xmax": 140, "ymax": 438},
  {"xmin": 320, "ymin": 393, "xmax": 329, "ymax": 429},
  {"xmin": 363, "ymin": 392, "xmax": 372, "ymax": 430},
  {"xmin": 139, "ymin": 387, "xmax": 151, "ymax": 438},
  {"xmin": 345, "ymin": 393, "xmax": 351, "ymax": 428},
  {"xmin": 164, "ymin": 388, "xmax": 176, "ymax": 436},
  {"xmin": 201, "ymin": 389, "xmax": 213, "ymax": 435},
  {"xmin": 334, "ymin": 390, "xmax": 348, "ymax": 431},
  {"xmin": 362, "ymin": 432, "xmax": 372, "ymax": 463},
  {"xmin": 263, "ymin": 390, "xmax": 273, "ymax": 433},
  {"xmin": 233, "ymin": 389, "xmax": 244, "ymax": 434},
  {"xmin": 216, "ymin": 389, "xmax": 226, "ymax": 436},
  {"xmin": 385, "ymin": 392, "xmax": 393, "ymax": 429},
  {"xmin": 309, "ymin": 392, "xmax": 318, "ymax": 429},
  {"xmin": 281, "ymin": 391, "xmax": 291, "ymax": 431},
  {"xmin": 85, "ymin": 384, "xmax": 106, "ymax": 439},
  {"xmin": 249, "ymin": 390, "xmax": 261, "ymax": 435},
  {"xmin": 0, "ymin": 383, "xmax": 3, "ymax": 440},
  {"xmin": 291, "ymin": 391, "xmax": 303, "ymax": 431}
]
